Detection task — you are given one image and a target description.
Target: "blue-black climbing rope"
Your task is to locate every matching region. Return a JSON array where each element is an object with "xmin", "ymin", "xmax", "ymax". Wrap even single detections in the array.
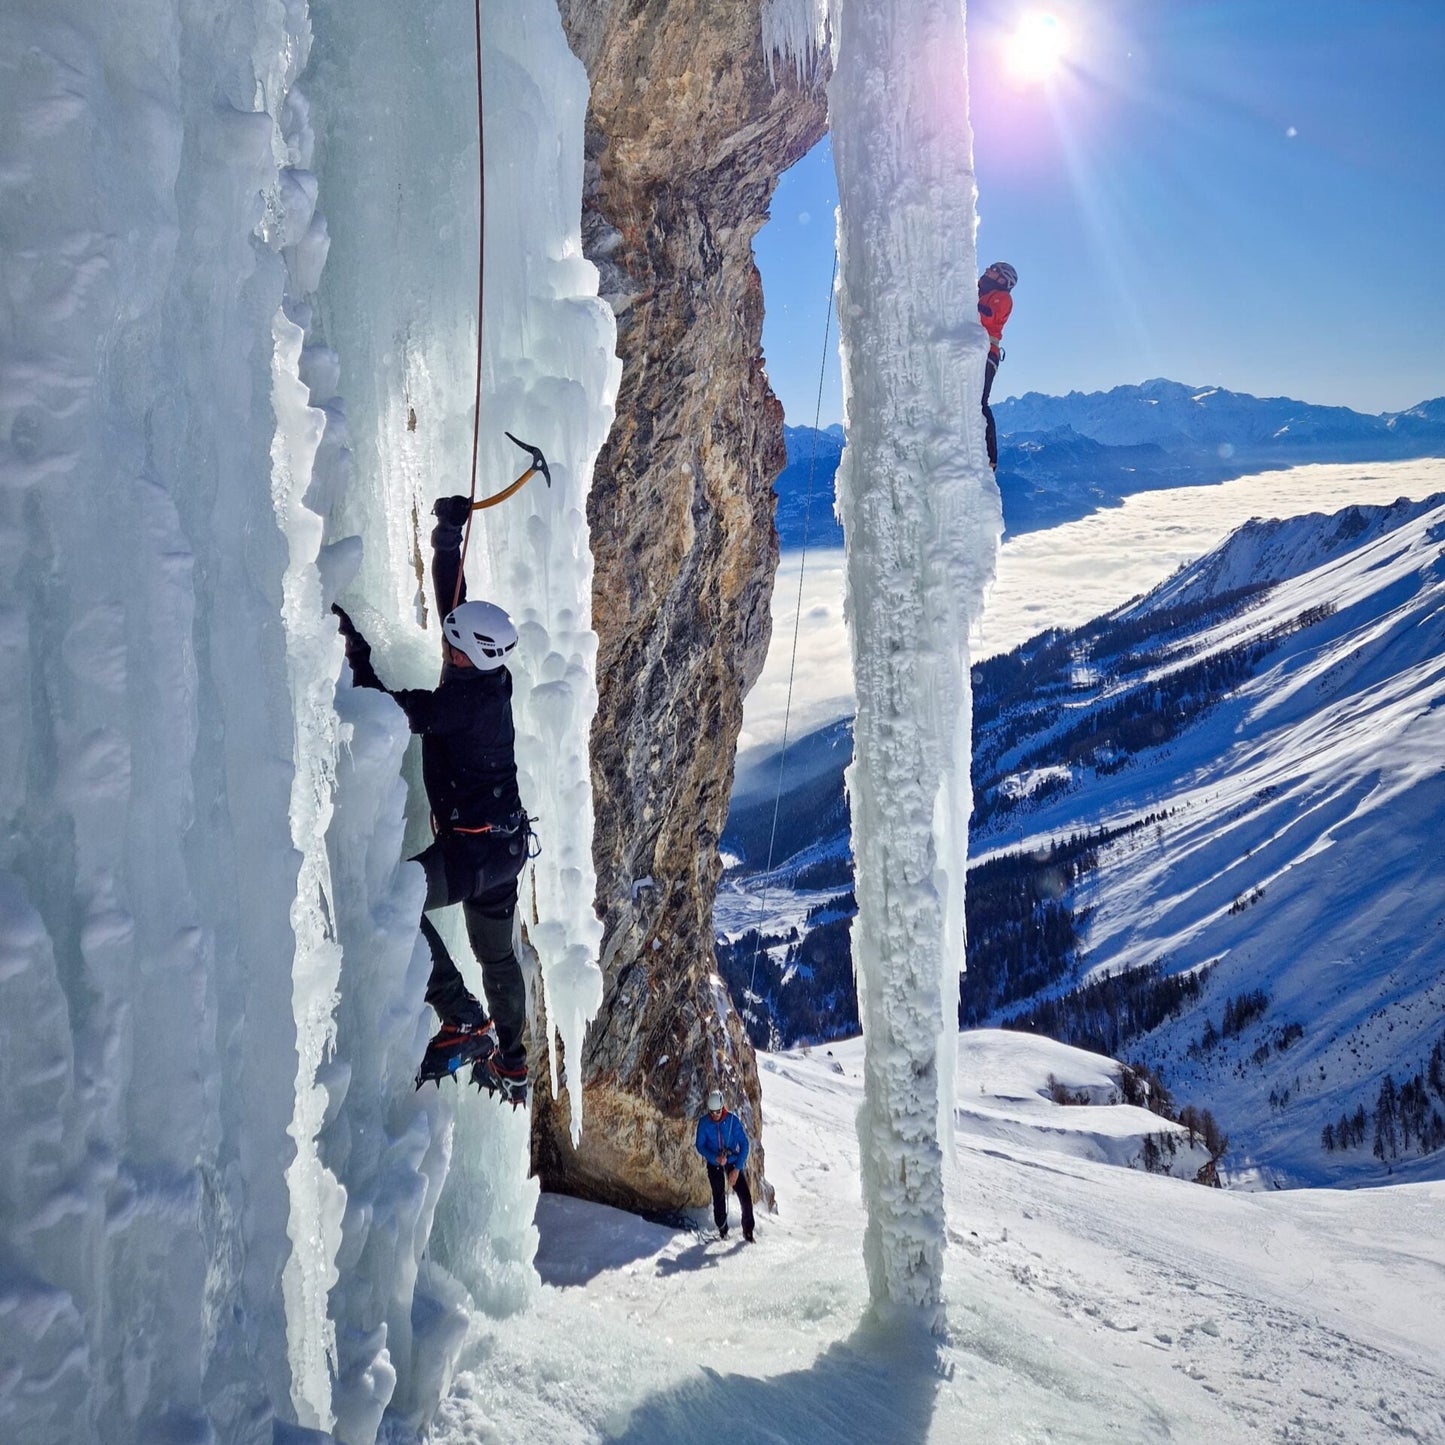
[
  {"xmin": 453, "ymin": 0, "xmax": 488, "ymax": 613},
  {"xmin": 744, "ymin": 248, "xmax": 839, "ymax": 1036}
]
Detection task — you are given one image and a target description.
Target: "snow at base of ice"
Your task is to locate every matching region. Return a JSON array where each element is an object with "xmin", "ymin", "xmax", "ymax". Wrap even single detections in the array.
[
  {"xmin": 420, "ymin": 1030, "xmax": 1445, "ymax": 1444},
  {"xmin": 827, "ymin": 0, "xmax": 1002, "ymax": 1315}
]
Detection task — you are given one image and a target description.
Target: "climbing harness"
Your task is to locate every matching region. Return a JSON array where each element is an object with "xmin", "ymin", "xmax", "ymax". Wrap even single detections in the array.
[{"xmin": 744, "ymin": 250, "xmax": 840, "ymax": 1033}]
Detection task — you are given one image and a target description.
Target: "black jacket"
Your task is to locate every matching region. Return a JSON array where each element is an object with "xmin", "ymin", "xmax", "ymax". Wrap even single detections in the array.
[
  {"xmin": 397, "ymin": 663, "xmax": 521, "ymax": 831},
  {"xmin": 338, "ymin": 517, "xmax": 522, "ymax": 833}
]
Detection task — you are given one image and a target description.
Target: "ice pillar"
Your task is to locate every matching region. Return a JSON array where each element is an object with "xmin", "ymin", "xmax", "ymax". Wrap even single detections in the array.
[{"xmin": 827, "ymin": 0, "xmax": 1001, "ymax": 1316}]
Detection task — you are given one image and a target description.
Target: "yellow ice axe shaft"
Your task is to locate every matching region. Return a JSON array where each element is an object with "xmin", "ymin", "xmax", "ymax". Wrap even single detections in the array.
[{"xmin": 472, "ymin": 467, "xmax": 536, "ymax": 511}]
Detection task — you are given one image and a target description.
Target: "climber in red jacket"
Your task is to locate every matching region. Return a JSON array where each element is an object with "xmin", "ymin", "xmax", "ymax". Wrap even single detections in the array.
[{"xmin": 978, "ymin": 261, "xmax": 1017, "ymax": 472}]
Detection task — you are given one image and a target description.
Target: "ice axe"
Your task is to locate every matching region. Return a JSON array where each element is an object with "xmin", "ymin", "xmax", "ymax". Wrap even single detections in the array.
[
  {"xmin": 470, "ymin": 431, "xmax": 553, "ymax": 511},
  {"xmin": 446, "ymin": 429, "xmax": 554, "ymax": 615}
]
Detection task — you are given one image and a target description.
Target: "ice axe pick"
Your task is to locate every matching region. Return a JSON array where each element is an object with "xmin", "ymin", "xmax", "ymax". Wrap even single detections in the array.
[{"xmin": 470, "ymin": 431, "xmax": 553, "ymax": 511}]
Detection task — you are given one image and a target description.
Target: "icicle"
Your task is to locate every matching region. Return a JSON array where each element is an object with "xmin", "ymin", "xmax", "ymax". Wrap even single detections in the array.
[
  {"xmin": 761, "ymin": 0, "xmax": 832, "ymax": 85},
  {"xmin": 828, "ymin": 0, "xmax": 1001, "ymax": 1321}
]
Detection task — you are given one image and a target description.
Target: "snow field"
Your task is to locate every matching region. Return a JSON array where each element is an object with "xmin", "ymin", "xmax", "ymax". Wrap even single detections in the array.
[
  {"xmin": 989, "ymin": 495, "xmax": 1445, "ymax": 1185},
  {"xmin": 424, "ymin": 1029, "xmax": 1445, "ymax": 1444}
]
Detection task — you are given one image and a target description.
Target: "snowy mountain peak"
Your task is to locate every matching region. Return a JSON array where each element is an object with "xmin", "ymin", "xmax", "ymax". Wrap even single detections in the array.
[{"xmin": 995, "ymin": 378, "xmax": 1427, "ymax": 452}]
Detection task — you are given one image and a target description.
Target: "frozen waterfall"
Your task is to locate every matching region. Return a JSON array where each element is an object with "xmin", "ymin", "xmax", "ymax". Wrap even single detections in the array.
[
  {"xmin": 769, "ymin": 0, "xmax": 1002, "ymax": 1319},
  {"xmin": 0, "ymin": 0, "xmax": 615, "ymax": 1440},
  {"xmin": 829, "ymin": 0, "xmax": 1000, "ymax": 1320}
]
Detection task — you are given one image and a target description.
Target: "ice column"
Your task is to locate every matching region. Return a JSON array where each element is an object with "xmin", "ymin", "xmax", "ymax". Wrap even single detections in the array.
[
  {"xmin": 258, "ymin": 6, "xmax": 350, "ymax": 1431},
  {"xmin": 828, "ymin": 0, "xmax": 1001, "ymax": 1316}
]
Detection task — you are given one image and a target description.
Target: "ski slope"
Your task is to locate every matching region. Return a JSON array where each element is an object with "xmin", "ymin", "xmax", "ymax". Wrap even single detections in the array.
[{"xmin": 428, "ymin": 1029, "xmax": 1445, "ymax": 1444}]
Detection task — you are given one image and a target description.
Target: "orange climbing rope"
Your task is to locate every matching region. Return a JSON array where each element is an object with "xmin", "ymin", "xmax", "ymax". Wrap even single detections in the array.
[
  {"xmin": 445, "ymin": 4, "xmax": 552, "ymax": 630},
  {"xmin": 454, "ymin": 0, "xmax": 488, "ymax": 614},
  {"xmin": 744, "ymin": 249, "xmax": 839, "ymax": 1034}
]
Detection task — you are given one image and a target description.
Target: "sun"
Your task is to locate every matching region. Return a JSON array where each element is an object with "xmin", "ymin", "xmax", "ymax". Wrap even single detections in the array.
[{"xmin": 1005, "ymin": 12, "xmax": 1067, "ymax": 84}]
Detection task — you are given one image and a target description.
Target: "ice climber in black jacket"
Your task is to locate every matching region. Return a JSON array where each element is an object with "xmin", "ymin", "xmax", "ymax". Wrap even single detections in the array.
[{"xmin": 332, "ymin": 495, "xmax": 531, "ymax": 1104}]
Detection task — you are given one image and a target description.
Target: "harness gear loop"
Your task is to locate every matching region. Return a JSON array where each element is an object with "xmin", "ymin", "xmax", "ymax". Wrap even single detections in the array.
[{"xmin": 429, "ymin": 809, "xmax": 530, "ymax": 840}]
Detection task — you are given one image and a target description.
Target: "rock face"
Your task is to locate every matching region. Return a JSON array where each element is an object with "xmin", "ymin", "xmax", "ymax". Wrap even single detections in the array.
[{"xmin": 530, "ymin": 1, "xmax": 828, "ymax": 1213}]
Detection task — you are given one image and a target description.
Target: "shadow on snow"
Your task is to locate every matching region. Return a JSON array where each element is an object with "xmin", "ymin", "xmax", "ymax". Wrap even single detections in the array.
[{"xmin": 604, "ymin": 1313, "xmax": 947, "ymax": 1445}]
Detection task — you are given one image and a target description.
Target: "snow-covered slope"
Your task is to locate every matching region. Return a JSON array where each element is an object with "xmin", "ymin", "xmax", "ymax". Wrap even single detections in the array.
[
  {"xmin": 1132, "ymin": 494, "xmax": 1442, "ymax": 613},
  {"xmin": 976, "ymin": 494, "xmax": 1445, "ymax": 1186},
  {"xmin": 725, "ymin": 491, "xmax": 1445, "ymax": 1189},
  {"xmin": 423, "ymin": 1029, "xmax": 1445, "ymax": 1443}
]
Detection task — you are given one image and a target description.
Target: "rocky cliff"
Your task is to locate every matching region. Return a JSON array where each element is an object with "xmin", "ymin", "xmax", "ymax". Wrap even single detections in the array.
[{"xmin": 529, "ymin": 1, "xmax": 828, "ymax": 1212}]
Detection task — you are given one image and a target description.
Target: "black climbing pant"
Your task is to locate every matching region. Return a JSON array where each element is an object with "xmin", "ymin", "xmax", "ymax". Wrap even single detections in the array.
[
  {"xmin": 707, "ymin": 1163, "xmax": 755, "ymax": 1238},
  {"xmin": 982, "ymin": 352, "xmax": 1000, "ymax": 471},
  {"xmin": 413, "ymin": 830, "xmax": 528, "ymax": 1067}
]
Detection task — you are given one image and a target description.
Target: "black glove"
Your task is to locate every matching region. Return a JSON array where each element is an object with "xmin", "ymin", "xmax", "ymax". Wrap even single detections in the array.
[
  {"xmin": 432, "ymin": 495, "xmax": 473, "ymax": 527},
  {"xmin": 331, "ymin": 603, "xmax": 371, "ymax": 669}
]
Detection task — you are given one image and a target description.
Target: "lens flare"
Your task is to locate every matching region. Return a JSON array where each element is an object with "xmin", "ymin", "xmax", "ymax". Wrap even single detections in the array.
[{"xmin": 1006, "ymin": 13, "xmax": 1067, "ymax": 83}]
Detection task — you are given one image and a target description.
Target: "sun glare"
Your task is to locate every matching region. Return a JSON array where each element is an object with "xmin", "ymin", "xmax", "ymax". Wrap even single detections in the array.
[{"xmin": 1005, "ymin": 13, "xmax": 1067, "ymax": 84}]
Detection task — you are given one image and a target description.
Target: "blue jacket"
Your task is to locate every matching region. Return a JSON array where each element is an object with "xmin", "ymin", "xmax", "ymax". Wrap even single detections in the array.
[{"xmin": 695, "ymin": 1110, "xmax": 749, "ymax": 1171}]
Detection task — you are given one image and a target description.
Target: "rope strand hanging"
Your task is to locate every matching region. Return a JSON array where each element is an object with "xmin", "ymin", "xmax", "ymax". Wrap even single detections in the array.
[
  {"xmin": 745, "ymin": 248, "xmax": 839, "ymax": 1034},
  {"xmin": 443, "ymin": 3, "xmax": 551, "ymax": 628},
  {"xmin": 453, "ymin": 0, "xmax": 488, "ymax": 614}
]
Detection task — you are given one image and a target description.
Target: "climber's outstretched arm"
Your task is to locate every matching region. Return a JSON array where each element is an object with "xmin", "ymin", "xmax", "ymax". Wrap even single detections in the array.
[{"xmin": 430, "ymin": 496, "xmax": 472, "ymax": 618}]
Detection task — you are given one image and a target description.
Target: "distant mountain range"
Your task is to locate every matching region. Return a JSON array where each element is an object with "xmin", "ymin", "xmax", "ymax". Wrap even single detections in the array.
[
  {"xmin": 721, "ymin": 490, "xmax": 1445, "ymax": 1185},
  {"xmin": 774, "ymin": 381, "xmax": 1445, "ymax": 542}
]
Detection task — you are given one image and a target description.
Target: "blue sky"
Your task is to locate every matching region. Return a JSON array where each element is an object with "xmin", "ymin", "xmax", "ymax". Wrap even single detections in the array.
[{"xmin": 755, "ymin": 1, "xmax": 1445, "ymax": 427}]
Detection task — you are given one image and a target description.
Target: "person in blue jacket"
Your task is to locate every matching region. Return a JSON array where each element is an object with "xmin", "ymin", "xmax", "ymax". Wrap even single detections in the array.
[{"xmin": 695, "ymin": 1089, "xmax": 755, "ymax": 1242}]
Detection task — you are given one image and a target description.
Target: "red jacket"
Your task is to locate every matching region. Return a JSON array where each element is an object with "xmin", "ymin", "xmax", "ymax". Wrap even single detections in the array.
[{"xmin": 978, "ymin": 284, "xmax": 1012, "ymax": 359}]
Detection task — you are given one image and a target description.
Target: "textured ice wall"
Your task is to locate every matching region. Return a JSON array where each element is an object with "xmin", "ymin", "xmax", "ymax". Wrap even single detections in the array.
[
  {"xmin": 305, "ymin": 0, "xmax": 617, "ymax": 1429},
  {"xmin": 0, "ymin": 0, "xmax": 614, "ymax": 1439},
  {"xmin": 827, "ymin": 0, "xmax": 1001, "ymax": 1318},
  {"xmin": 306, "ymin": 0, "xmax": 616, "ymax": 1129},
  {"xmin": 0, "ymin": 0, "xmax": 333, "ymax": 1438}
]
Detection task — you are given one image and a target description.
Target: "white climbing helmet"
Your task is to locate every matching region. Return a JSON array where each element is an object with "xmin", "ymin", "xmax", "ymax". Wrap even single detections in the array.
[
  {"xmin": 443, "ymin": 599, "xmax": 517, "ymax": 671},
  {"xmin": 706, "ymin": 1090, "xmax": 725, "ymax": 1112}
]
